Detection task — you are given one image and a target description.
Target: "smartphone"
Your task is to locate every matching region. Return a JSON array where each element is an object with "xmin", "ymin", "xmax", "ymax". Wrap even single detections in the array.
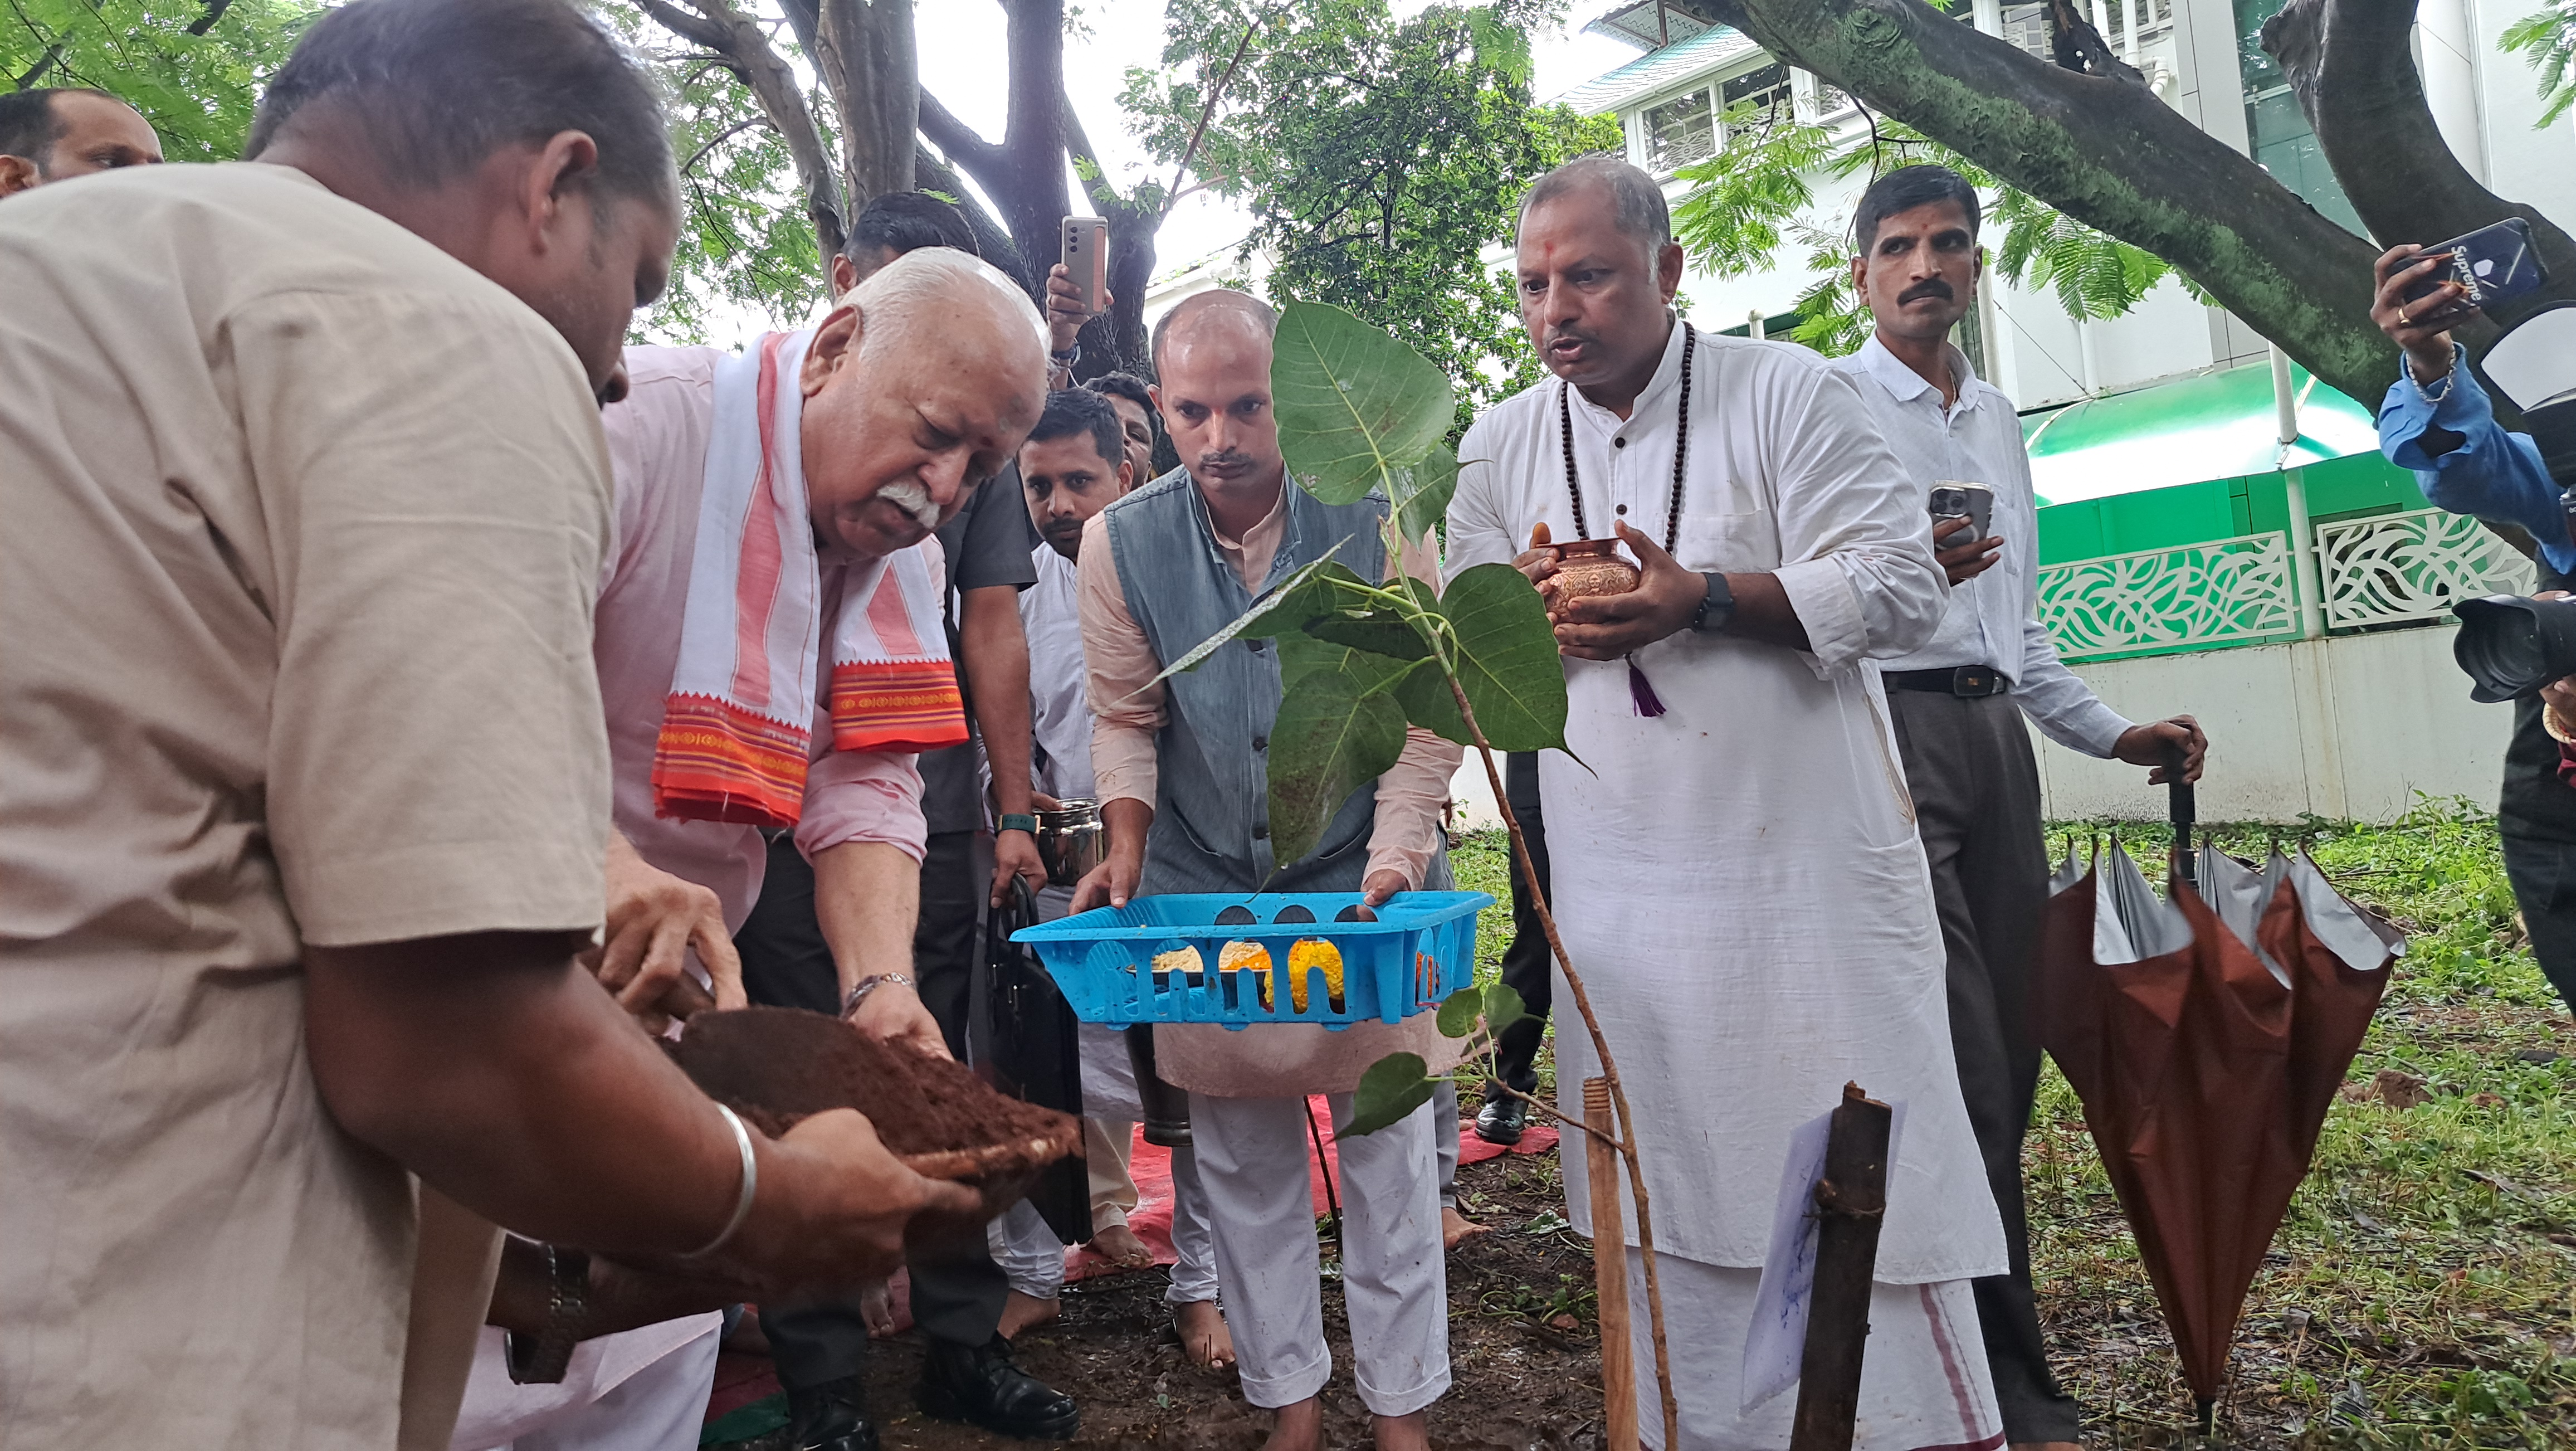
[
  {"xmin": 2403, "ymin": 217, "xmax": 2547, "ymax": 309},
  {"xmin": 1929, "ymin": 480, "xmax": 1993, "ymax": 542},
  {"xmin": 1061, "ymin": 216, "xmax": 1109, "ymax": 315}
]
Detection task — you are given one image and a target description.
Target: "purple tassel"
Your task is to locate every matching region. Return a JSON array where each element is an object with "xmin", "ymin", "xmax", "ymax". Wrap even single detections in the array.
[{"xmin": 1626, "ymin": 656, "xmax": 1667, "ymax": 717}]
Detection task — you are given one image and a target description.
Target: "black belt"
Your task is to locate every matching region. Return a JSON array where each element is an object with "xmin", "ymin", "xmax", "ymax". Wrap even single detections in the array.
[{"xmin": 1885, "ymin": 665, "xmax": 2009, "ymax": 698}]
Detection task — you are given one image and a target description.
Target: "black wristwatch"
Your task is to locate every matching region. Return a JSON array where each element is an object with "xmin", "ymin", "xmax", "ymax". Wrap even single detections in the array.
[
  {"xmin": 503, "ymin": 1244, "xmax": 589, "ymax": 1385},
  {"xmin": 1689, "ymin": 571, "xmax": 1734, "ymax": 632}
]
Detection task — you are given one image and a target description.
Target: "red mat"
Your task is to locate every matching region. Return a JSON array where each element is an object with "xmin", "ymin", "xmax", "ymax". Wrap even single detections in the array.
[{"xmin": 705, "ymin": 1104, "xmax": 1557, "ymax": 1425}]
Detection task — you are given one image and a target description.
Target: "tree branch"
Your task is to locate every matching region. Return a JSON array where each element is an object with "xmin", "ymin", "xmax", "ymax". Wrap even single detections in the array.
[
  {"xmin": 631, "ymin": 0, "xmax": 729, "ymax": 53},
  {"xmin": 184, "ymin": 0, "xmax": 236, "ymax": 36},
  {"xmin": 2262, "ymin": 0, "xmax": 2576, "ymax": 339},
  {"xmin": 680, "ymin": 114, "xmax": 767, "ymax": 177},
  {"xmin": 1165, "ymin": 16, "xmax": 1263, "ymax": 217},
  {"xmin": 635, "ymin": 0, "xmax": 845, "ymax": 261},
  {"xmin": 1682, "ymin": 0, "xmax": 2396, "ymax": 403},
  {"xmin": 917, "ymin": 89, "xmax": 1010, "ymax": 190}
]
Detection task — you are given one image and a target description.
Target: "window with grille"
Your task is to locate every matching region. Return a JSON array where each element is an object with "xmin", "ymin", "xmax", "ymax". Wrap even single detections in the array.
[
  {"xmin": 1721, "ymin": 61, "xmax": 1793, "ymax": 123},
  {"xmin": 1643, "ymin": 89, "xmax": 1717, "ymax": 173}
]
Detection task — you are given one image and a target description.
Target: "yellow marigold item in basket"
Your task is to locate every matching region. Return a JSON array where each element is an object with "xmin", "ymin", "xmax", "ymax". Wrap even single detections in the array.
[{"xmin": 1253, "ymin": 938, "xmax": 1345, "ymax": 1014}]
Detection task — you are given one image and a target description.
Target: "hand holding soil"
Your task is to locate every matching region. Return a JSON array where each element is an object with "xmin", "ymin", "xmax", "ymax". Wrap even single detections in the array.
[{"xmin": 710, "ymin": 1107, "xmax": 983, "ymax": 1294}]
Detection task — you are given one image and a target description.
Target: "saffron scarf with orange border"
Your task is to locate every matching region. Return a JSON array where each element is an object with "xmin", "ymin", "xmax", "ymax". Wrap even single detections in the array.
[{"xmin": 650, "ymin": 329, "xmax": 968, "ymax": 827}]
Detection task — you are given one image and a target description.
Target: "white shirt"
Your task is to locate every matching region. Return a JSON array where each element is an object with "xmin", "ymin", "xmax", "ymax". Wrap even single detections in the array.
[
  {"xmin": 1019, "ymin": 543, "xmax": 1095, "ymax": 801},
  {"xmin": 1829, "ymin": 337, "xmax": 2132, "ymax": 757},
  {"xmin": 1445, "ymin": 322, "xmax": 2004, "ymax": 1282}
]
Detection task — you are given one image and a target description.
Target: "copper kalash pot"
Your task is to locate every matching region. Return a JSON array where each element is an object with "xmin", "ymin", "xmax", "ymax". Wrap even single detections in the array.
[{"xmin": 1545, "ymin": 536, "xmax": 1641, "ymax": 598}]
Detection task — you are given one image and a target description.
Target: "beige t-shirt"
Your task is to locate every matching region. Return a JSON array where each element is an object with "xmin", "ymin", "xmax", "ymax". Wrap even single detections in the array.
[{"xmin": 0, "ymin": 163, "xmax": 612, "ymax": 1449}]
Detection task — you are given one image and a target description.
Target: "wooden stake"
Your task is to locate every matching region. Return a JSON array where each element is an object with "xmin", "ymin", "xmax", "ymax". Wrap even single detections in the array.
[
  {"xmin": 1585, "ymin": 1077, "xmax": 1638, "ymax": 1451},
  {"xmin": 1788, "ymin": 1083, "xmax": 1893, "ymax": 1451}
]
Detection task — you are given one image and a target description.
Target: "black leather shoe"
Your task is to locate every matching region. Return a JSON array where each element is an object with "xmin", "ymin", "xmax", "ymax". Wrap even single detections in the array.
[
  {"xmin": 1476, "ymin": 1092, "xmax": 1530, "ymax": 1146},
  {"xmin": 914, "ymin": 1333, "xmax": 1080, "ymax": 1440},
  {"xmin": 783, "ymin": 1375, "xmax": 879, "ymax": 1451}
]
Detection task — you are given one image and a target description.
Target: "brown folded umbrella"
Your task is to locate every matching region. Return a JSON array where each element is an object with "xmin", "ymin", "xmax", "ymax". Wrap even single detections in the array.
[{"xmin": 2038, "ymin": 835, "xmax": 2398, "ymax": 1427}]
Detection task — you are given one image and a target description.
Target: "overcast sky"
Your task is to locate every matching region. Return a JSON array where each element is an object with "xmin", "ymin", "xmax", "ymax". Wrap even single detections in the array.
[{"xmin": 913, "ymin": 1, "xmax": 1641, "ymax": 279}]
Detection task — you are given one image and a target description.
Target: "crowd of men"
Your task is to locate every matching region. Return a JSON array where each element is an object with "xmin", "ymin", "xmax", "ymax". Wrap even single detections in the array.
[{"xmin": 113, "ymin": 1, "xmax": 2576, "ymax": 1448}]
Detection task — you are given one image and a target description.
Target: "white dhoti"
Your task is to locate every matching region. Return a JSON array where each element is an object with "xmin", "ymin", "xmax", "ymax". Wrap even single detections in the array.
[
  {"xmin": 1619, "ymin": 1253, "xmax": 2001, "ymax": 1451},
  {"xmin": 1190, "ymin": 1091, "xmax": 1449, "ymax": 1416},
  {"xmin": 452, "ymin": 1315, "xmax": 720, "ymax": 1451}
]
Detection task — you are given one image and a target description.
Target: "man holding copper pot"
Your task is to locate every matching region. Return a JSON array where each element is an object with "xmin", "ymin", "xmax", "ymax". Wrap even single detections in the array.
[{"xmin": 1445, "ymin": 155, "xmax": 2011, "ymax": 1449}]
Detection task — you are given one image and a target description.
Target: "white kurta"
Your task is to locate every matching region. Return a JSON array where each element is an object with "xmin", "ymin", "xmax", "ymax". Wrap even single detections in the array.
[
  {"xmin": 1445, "ymin": 322, "xmax": 2006, "ymax": 1284},
  {"xmin": 1021, "ymin": 544, "xmax": 1096, "ymax": 802}
]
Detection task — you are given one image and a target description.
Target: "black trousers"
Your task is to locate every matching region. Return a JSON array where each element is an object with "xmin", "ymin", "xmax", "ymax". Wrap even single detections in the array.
[
  {"xmin": 1886, "ymin": 689, "xmax": 2082, "ymax": 1445},
  {"xmin": 1488, "ymin": 752, "xmax": 1555, "ymax": 1096},
  {"xmin": 2502, "ymin": 834, "xmax": 2576, "ymax": 1012},
  {"xmin": 732, "ymin": 831, "xmax": 1008, "ymax": 1389}
]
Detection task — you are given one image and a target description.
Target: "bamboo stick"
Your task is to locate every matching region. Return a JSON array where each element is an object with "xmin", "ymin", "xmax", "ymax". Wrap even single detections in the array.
[
  {"xmin": 1788, "ymin": 1083, "xmax": 1893, "ymax": 1451},
  {"xmin": 1585, "ymin": 1077, "xmax": 1638, "ymax": 1451}
]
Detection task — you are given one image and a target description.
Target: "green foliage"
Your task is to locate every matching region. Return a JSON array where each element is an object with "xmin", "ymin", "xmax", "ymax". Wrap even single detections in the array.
[
  {"xmin": 1435, "ymin": 980, "xmax": 1528, "ymax": 1040},
  {"xmin": 2, "ymin": 0, "xmax": 318, "ymax": 164},
  {"xmin": 1123, "ymin": 0, "xmax": 1619, "ymax": 432},
  {"xmin": 601, "ymin": 7, "xmax": 830, "ymax": 340},
  {"xmin": 1670, "ymin": 101, "xmax": 1833, "ymax": 277},
  {"xmin": 1672, "ymin": 109, "xmax": 2204, "ymax": 354},
  {"xmin": 2504, "ymin": 2, "xmax": 2576, "ymax": 128}
]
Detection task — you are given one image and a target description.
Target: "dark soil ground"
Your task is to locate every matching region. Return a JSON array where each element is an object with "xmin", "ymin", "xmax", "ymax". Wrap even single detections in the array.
[{"xmin": 711, "ymin": 1123, "xmax": 1604, "ymax": 1451}]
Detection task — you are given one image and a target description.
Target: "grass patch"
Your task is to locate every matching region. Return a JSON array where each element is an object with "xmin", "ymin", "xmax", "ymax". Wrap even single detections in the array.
[{"xmin": 1448, "ymin": 801, "xmax": 2576, "ymax": 1445}]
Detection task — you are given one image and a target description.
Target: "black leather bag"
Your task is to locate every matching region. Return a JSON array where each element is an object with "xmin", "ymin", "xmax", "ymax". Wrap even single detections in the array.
[{"xmin": 970, "ymin": 880, "xmax": 1090, "ymax": 1245}]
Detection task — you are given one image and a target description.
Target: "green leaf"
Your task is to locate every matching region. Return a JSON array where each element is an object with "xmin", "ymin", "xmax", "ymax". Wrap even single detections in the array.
[
  {"xmin": 1344, "ymin": 1052, "xmax": 1436, "ymax": 1136},
  {"xmin": 1244, "ymin": 561, "xmax": 1375, "ymax": 639},
  {"xmin": 1482, "ymin": 982, "xmax": 1529, "ymax": 1038},
  {"xmin": 1141, "ymin": 547, "xmax": 1354, "ymax": 691},
  {"xmin": 1436, "ymin": 986, "xmax": 1486, "ymax": 1039},
  {"xmin": 1393, "ymin": 449, "xmax": 1460, "ymax": 547},
  {"xmin": 1306, "ymin": 608, "xmax": 1433, "ymax": 660},
  {"xmin": 1397, "ymin": 564, "xmax": 1567, "ymax": 753},
  {"xmin": 1266, "ymin": 643, "xmax": 1409, "ymax": 868},
  {"xmin": 1272, "ymin": 301, "xmax": 1456, "ymax": 504},
  {"xmin": 1276, "ymin": 632, "xmax": 1421, "ymax": 697}
]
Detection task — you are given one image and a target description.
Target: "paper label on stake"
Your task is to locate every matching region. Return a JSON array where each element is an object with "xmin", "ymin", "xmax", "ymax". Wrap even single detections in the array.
[{"xmin": 1741, "ymin": 1100, "xmax": 1906, "ymax": 1414}]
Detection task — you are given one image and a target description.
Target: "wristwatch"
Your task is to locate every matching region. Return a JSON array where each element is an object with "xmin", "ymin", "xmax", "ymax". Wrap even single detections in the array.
[
  {"xmin": 1689, "ymin": 571, "xmax": 1735, "ymax": 632},
  {"xmin": 998, "ymin": 812, "xmax": 1039, "ymax": 836},
  {"xmin": 503, "ymin": 1244, "xmax": 589, "ymax": 1385}
]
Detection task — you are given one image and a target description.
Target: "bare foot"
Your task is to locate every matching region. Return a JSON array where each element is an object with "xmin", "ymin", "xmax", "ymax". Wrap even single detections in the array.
[
  {"xmin": 858, "ymin": 1279, "xmax": 897, "ymax": 1338},
  {"xmin": 1092, "ymin": 1221, "xmax": 1154, "ymax": 1269},
  {"xmin": 1260, "ymin": 1397, "xmax": 1323, "ymax": 1451},
  {"xmin": 1441, "ymin": 1204, "xmax": 1489, "ymax": 1250},
  {"xmin": 998, "ymin": 1288, "xmax": 1060, "ymax": 1340},
  {"xmin": 1174, "ymin": 1298, "xmax": 1235, "ymax": 1369},
  {"xmin": 1372, "ymin": 1408, "xmax": 1431, "ymax": 1451}
]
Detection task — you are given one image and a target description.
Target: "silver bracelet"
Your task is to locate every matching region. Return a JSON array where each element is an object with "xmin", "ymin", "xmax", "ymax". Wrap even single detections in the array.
[
  {"xmin": 677, "ymin": 1104, "xmax": 757, "ymax": 1260},
  {"xmin": 841, "ymin": 971, "xmax": 915, "ymax": 1018}
]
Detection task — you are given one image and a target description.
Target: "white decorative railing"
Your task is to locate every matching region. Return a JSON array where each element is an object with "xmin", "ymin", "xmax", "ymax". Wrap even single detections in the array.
[
  {"xmin": 2037, "ymin": 532, "xmax": 2300, "ymax": 661},
  {"xmin": 2315, "ymin": 507, "xmax": 2539, "ymax": 630}
]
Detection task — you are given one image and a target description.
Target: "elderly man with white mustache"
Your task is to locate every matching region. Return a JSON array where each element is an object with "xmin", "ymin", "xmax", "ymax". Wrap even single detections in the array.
[{"xmin": 449, "ymin": 246, "xmax": 1066, "ymax": 1451}]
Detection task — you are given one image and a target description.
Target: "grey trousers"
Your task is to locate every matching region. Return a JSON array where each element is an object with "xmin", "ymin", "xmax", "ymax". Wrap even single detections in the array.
[{"xmin": 1886, "ymin": 688, "xmax": 2082, "ymax": 1445}]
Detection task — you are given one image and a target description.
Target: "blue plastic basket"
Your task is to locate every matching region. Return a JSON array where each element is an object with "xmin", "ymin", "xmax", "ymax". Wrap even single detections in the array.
[{"xmin": 1009, "ymin": 890, "xmax": 1492, "ymax": 1030}]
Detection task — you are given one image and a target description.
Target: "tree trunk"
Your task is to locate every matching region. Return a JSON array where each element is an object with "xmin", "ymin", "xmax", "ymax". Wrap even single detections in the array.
[
  {"xmin": 817, "ymin": 0, "xmax": 918, "ymax": 209},
  {"xmin": 1681, "ymin": 0, "xmax": 2401, "ymax": 404},
  {"xmin": 2262, "ymin": 0, "xmax": 2576, "ymax": 349}
]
